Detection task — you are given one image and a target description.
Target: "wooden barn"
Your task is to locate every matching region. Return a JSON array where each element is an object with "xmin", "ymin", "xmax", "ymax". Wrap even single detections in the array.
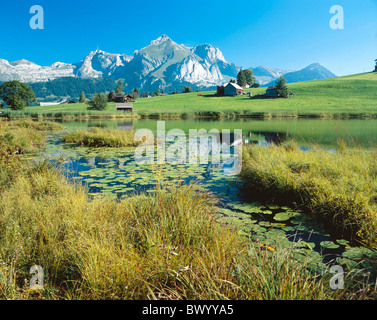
[
  {"xmin": 265, "ymin": 86, "xmax": 278, "ymax": 97},
  {"xmin": 114, "ymin": 95, "xmax": 133, "ymax": 103},
  {"xmin": 224, "ymin": 82, "xmax": 244, "ymax": 96}
]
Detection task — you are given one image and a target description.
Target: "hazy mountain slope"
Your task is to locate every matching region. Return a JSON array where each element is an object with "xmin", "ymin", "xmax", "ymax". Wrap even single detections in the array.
[
  {"xmin": 265, "ymin": 63, "xmax": 337, "ymax": 86},
  {"xmin": 283, "ymin": 63, "xmax": 337, "ymax": 83},
  {"xmin": 251, "ymin": 66, "xmax": 293, "ymax": 86}
]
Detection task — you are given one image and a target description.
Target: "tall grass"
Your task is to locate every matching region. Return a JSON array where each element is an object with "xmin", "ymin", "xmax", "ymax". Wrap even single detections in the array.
[
  {"xmin": 62, "ymin": 128, "xmax": 138, "ymax": 148},
  {"xmin": 0, "ymin": 123, "xmax": 375, "ymax": 299},
  {"xmin": 239, "ymin": 141, "xmax": 377, "ymax": 243},
  {"xmin": 0, "ymin": 156, "xmax": 348, "ymax": 299},
  {"xmin": 10, "ymin": 119, "xmax": 64, "ymax": 131},
  {"xmin": 0, "ymin": 121, "xmax": 46, "ymax": 154}
]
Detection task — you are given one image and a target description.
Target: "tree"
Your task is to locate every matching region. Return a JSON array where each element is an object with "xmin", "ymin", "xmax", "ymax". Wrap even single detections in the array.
[
  {"xmin": 252, "ymin": 82, "xmax": 260, "ymax": 88},
  {"xmin": 229, "ymin": 79, "xmax": 236, "ymax": 84},
  {"xmin": 242, "ymin": 69, "xmax": 255, "ymax": 85},
  {"xmin": 130, "ymin": 92, "xmax": 139, "ymax": 100},
  {"xmin": 87, "ymin": 93, "xmax": 108, "ymax": 110},
  {"xmin": 155, "ymin": 89, "xmax": 160, "ymax": 96},
  {"xmin": 108, "ymin": 91, "xmax": 116, "ymax": 102},
  {"xmin": 115, "ymin": 80, "xmax": 124, "ymax": 95},
  {"xmin": 0, "ymin": 80, "xmax": 36, "ymax": 110},
  {"xmin": 133, "ymin": 88, "xmax": 139, "ymax": 94},
  {"xmin": 374, "ymin": 59, "xmax": 377, "ymax": 72},
  {"xmin": 183, "ymin": 85, "xmax": 193, "ymax": 93},
  {"xmin": 79, "ymin": 91, "xmax": 86, "ymax": 103},
  {"xmin": 236, "ymin": 69, "xmax": 246, "ymax": 87},
  {"xmin": 275, "ymin": 76, "xmax": 289, "ymax": 98}
]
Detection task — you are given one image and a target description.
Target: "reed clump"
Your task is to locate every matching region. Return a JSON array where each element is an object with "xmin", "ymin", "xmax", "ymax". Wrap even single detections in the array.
[
  {"xmin": 239, "ymin": 141, "xmax": 377, "ymax": 243},
  {"xmin": 62, "ymin": 128, "xmax": 138, "ymax": 148},
  {"xmin": 10, "ymin": 119, "xmax": 64, "ymax": 131},
  {"xmin": 0, "ymin": 121, "xmax": 46, "ymax": 154}
]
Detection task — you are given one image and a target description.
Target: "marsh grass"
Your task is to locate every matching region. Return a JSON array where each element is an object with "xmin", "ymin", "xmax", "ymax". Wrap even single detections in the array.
[
  {"xmin": 240, "ymin": 141, "xmax": 377, "ymax": 243},
  {"xmin": 0, "ymin": 153, "xmax": 349, "ymax": 300},
  {"xmin": 62, "ymin": 128, "xmax": 138, "ymax": 148},
  {"xmin": 0, "ymin": 121, "xmax": 46, "ymax": 154},
  {"xmin": 10, "ymin": 119, "xmax": 64, "ymax": 131},
  {"xmin": 0, "ymin": 124, "xmax": 375, "ymax": 299}
]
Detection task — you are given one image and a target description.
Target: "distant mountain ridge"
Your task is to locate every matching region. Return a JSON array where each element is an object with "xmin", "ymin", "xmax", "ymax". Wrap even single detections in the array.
[
  {"xmin": 0, "ymin": 35, "xmax": 336, "ymax": 96},
  {"xmin": 252, "ymin": 63, "xmax": 337, "ymax": 87}
]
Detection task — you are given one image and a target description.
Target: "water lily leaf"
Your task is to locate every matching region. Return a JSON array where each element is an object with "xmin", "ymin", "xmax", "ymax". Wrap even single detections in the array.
[
  {"xmin": 273, "ymin": 212, "xmax": 290, "ymax": 222},
  {"xmin": 320, "ymin": 241, "xmax": 340, "ymax": 249},
  {"xmin": 336, "ymin": 239, "xmax": 350, "ymax": 246}
]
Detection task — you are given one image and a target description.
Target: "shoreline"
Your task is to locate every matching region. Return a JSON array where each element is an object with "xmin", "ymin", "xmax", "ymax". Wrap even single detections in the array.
[{"xmin": 3, "ymin": 110, "xmax": 377, "ymax": 121}]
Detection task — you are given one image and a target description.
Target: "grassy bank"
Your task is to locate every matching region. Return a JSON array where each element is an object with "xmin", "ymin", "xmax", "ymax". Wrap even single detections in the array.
[
  {"xmin": 62, "ymin": 128, "xmax": 138, "ymax": 148},
  {"xmin": 239, "ymin": 141, "xmax": 377, "ymax": 244},
  {"xmin": 2, "ymin": 72, "xmax": 377, "ymax": 120}
]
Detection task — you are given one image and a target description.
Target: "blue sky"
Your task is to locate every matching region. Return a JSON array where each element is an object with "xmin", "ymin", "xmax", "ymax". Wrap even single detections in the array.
[{"xmin": 1, "ymin": 0, "xmax": 376, "ymax": 76}]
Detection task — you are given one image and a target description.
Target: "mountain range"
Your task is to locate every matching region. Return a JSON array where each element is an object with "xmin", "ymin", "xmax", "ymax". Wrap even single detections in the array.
[{"xmin": 0, "ymin": 35, "xmax": 336, "ymax": 98}]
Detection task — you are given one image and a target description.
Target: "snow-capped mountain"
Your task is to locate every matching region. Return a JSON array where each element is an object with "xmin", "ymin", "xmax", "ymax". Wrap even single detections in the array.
[
  {"xmin": 111, "ymin": 35, "xmax": 239, "ymax": 89},
  {"xmin": 74, "ymin": 50, "xmax": 133, "ymax": 79},
  {"xmin": 0, "ymin": 58, "xmax": 75, "ymax": 83},
  {"xmin": 0, "ymin": 35, "xmax": 336, "ymax": 93}
]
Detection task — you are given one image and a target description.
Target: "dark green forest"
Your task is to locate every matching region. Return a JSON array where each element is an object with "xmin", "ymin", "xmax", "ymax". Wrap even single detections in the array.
[{"xmin": 27, "ymin": 77, "xmax": 117, "ymax": 101}]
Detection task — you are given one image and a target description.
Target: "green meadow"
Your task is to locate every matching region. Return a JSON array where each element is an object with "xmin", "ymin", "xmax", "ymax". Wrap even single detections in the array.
[{"xmin": 2, "ymin": 72, "xmax": 377, "ymax": 119}]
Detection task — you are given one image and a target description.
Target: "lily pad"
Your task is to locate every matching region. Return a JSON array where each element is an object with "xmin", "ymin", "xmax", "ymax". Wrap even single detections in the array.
[{"xmin": 320, "ymin": 241, "xmax": 340, "ymax": 250}]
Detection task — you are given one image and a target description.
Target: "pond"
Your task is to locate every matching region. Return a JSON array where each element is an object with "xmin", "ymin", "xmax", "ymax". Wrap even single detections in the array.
[{"xmin": 35, "ymin": 118, "xmax": 377, "ymax": 272}]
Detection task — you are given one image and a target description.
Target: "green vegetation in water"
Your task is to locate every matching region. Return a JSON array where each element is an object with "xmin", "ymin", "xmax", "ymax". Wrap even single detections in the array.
[
  {"xmin": 61, "ymin": 128, "xmax": 139, "ymax": 148},
  {"xmin": 239, "ymin": 140, "xmax": 377, "ymax": 244}
]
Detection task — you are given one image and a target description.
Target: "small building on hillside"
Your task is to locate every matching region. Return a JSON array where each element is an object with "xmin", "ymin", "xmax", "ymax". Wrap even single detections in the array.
[
  {"xmin": 265, "ymin": 86, "xmax": 279, "ymax": 97},
  {"xmin": 60, "ymin": 100, "xmax": 76, "ymax": 104},
  {"xmin": 224, "ymin": 82, "xmax": 244, "ymax": 96},
  {"xmin": 114, "ymin": 95, "xmax": 133, "ymax": 103},
  {"xmin": 244, "ymin": 82, "xmax": 252, "ymax": 88},
  {"xmin": 39, "ymin": 102, "xmax": 61, "ymax": 107}
]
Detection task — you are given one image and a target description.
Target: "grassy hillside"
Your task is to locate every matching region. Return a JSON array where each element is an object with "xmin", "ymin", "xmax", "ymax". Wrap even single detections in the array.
[
  {"xmin": 3, "ymin": 72, "xmax": 377, "ymax": 118},
  {"xmin": 131, "ymin": 72, "xmax": 377, "ymax": 114}
]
